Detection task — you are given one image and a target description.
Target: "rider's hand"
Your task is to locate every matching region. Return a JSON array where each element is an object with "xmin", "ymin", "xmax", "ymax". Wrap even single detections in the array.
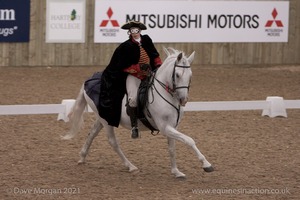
[
  {"xmin": 137, "ymin": 70, "xmax": 150, "ymax": 76},
  {"xmin": 139, "ymin": 63, "xmax": 151, "ymax": 71}
]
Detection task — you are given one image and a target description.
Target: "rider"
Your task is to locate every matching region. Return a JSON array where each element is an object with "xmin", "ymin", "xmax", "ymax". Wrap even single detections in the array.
[{"xmin": 98, "ymin": 21, "xmax": 162, "ymax": 139}]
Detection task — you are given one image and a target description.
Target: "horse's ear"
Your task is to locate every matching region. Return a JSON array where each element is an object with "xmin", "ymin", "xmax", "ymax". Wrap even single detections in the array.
[
  {"xmin": 177, "ymin": 52, "xmax": 183, "ymax": 62},
  {"xmin": 187, "ymin": 51, "xmax": 195, "ymax": 64},
  {"xmin": 163, "ymin": 47, "xmax": 170, "ymax": 57},
  {"xmin": 168, "ymin": 47, "xmax": 177, "ymax": 54}
]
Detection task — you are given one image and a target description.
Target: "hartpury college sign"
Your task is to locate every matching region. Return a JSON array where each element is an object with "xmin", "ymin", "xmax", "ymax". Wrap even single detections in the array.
[
  {"xmin": 46, "ymin": 0, "xmax": 86, "ymax": 43},
  {"xmin": 94, "ymin": 0, "xmax": 289, "ymax": 43}
]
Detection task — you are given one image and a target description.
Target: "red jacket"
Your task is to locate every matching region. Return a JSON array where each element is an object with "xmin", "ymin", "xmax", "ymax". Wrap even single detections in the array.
[{"xmin": 124, "ymin": 57, "xmax": 162, "ymax": 79}]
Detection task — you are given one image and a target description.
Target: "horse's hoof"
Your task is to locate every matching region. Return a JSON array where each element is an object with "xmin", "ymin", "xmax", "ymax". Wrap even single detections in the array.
[
  {"xmin": 203, "ymin": 166, "xmax": 214, "ymax": 173},
  {"xmin": 129, "ymin": 168, "xmax": 139, "ymax": 175},
  {"xmin": 176, "ymin": 175, "xmax": 186, "ymax": 179},
  {"xmin": 128, "ymin": 166, "xmax": 139, "ymax": 173},
  {"xmin": 172, "ymin": 169, "xmax": 186, "ymax": 178},
  {"xmin": 77, "ymin": 160, "xmax": 86, "ymax": 165}
]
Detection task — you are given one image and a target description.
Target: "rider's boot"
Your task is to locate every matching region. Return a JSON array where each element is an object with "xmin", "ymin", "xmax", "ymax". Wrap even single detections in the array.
[{"xmin": 127, "ymin": 105, "xmax": 139, "ymax": 139}]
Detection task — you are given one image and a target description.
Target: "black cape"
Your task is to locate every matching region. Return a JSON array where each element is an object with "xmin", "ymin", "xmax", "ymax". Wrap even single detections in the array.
[{"xmin": 97, "ymin": 35, "xmax": 160, "ymax": 127}]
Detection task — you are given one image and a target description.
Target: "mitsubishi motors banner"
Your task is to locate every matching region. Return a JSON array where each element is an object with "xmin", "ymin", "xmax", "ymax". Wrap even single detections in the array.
[
  {"xmin": 0, "ymin": 0, "xmax": 30, "ymax": 42},
  {"xmin": 94, "ymin": 0, "xmax": 289, "ymax": 43}
]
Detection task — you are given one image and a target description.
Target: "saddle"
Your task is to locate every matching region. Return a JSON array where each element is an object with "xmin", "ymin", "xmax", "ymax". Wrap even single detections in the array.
[{"xmin": 136, "ymin": 75, "xmax": 159, "ymax": 133}]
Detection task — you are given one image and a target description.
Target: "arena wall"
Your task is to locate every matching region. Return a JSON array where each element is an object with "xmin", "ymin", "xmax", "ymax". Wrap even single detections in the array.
[{"xmin": 0, "ymin": 0, "xmax": 299, "ymax": 67}]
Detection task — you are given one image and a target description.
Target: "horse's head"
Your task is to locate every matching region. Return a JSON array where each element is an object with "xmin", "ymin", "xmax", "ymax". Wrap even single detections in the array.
[{"xmin": 158, "ymin": 47, "xmax": 195, "ymax": 106}]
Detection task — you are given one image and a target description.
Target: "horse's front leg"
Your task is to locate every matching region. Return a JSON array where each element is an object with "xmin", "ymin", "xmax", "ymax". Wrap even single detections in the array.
[
  {"xmin": 167, "ymin": 137, "xmax": 186, "ymax": 178},
  {"xmin": 164, "ymin": 126, "xmax": 214, "ymax": 173},
  {"xmin": 105, "ymin": 125, "xmax": 138, "ymax": 172},
  {"xmin": 78, "ymin": 119, "xmax": 103, "ymax": 164}
]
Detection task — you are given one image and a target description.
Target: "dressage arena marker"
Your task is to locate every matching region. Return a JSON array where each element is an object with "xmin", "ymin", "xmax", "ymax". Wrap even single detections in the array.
[{"xmin": 0, "ymin": 97, "xmax": 299, "ymax": 122}]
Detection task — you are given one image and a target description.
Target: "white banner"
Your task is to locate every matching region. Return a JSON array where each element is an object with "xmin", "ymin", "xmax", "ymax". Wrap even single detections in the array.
[
  {"xmin": 46, "ymin": 0, "xmax": 86, "ymax": 43},
  {"xmin": 94, "ymin": 0, "xmax": 289, "ymax": 43}
]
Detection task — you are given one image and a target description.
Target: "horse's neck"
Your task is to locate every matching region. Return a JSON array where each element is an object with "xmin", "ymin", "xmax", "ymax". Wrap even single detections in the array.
[
  {"xmin": 154, "ymin": 58, "xmax": 178, "ymax": 104},
  {"xmin": 151, "ymin": 58, "xmax": 182, "ymax": 127}
]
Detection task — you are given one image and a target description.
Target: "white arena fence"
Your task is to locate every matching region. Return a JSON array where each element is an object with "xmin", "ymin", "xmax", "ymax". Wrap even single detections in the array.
[{"xmin": 0, "ymin": 96, "xmax": 299, "ymax": 122}]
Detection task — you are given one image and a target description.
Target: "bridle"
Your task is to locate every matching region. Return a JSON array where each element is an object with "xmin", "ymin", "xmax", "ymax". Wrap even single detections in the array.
[
  {"xmin": 171, "ymin": 64, "xmax": 191, "ymax": 93},
  {"xmin": 154, "ymin": 62, "xmax": 191, "ymax": 96}
]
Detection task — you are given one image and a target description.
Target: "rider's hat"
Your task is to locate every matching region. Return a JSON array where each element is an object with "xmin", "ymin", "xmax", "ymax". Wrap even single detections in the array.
[{"xmin": 121, "ymin": 21, "xmax": 147, "ymax": 30}]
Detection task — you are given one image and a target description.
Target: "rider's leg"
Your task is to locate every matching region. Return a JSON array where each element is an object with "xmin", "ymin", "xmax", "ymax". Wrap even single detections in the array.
[{"xmin": 126, "ymin": 75, "xmax": 141, "ymax": 139}]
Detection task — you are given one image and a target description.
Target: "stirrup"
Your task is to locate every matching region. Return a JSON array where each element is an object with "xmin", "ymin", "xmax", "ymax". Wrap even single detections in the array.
[{"xmin": 131, "ymin": 127, "xmax": 139, "ymax": 139}]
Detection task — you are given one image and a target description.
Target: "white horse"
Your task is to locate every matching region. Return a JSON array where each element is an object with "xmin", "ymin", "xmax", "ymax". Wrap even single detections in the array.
[{"xmin": 62, "ymin": 47, "xmax": 213, "ymax": 178}]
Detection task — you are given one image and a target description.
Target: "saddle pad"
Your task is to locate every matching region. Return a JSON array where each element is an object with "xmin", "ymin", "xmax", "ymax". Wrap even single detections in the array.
[{"xmin": 84, "ymin": 71, "xmax": 102, "ymax": 108}]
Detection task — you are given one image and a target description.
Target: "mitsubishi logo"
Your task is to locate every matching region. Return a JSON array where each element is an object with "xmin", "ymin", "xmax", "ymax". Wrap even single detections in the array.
[
  {"xmin": 99, "ymin": 7, "xmax": 119, "ymax": 27},
  {"xmin": 265, "ymin": 8, "xmax": 283, "ymax": 27}
]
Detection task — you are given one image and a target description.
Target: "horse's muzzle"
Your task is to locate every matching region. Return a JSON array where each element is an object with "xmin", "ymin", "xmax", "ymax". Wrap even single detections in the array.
[{"xmin": 180, "ymin": 98, "xmax": 188, "ymax": 106}]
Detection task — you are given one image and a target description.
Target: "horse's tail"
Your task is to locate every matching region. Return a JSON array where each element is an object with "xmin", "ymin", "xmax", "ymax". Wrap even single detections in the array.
[{"xmin": 62, "ymin": 84, "xmax": 86, "ymax": 140}]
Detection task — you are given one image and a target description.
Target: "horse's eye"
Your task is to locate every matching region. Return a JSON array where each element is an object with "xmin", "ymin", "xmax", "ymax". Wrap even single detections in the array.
[{"xmin": 176, "ymin": 73, "xmax": 180, "ymax": 79}]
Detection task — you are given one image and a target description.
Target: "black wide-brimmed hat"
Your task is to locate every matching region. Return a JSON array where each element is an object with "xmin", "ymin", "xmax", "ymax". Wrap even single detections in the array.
[{"xmin": 121, "ymin": 21, "xmax": 147, "ymax": 30}]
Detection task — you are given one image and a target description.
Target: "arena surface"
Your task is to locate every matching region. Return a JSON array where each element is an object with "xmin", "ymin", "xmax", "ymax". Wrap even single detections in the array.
[{"xmin": 0, "ymin": 65, "xmax": 299, "ymax": 200}]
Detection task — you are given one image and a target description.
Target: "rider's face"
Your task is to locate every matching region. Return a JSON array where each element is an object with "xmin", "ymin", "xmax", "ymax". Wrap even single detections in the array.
[{"xmin": 130, "ymin": 28, "xmax": 141, "ymax": 39}]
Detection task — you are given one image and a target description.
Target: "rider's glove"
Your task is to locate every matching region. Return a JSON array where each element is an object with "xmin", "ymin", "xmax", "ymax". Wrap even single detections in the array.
[{"xmin": 140, "ymin": 63, "xmax": 151, "ymax": 71}]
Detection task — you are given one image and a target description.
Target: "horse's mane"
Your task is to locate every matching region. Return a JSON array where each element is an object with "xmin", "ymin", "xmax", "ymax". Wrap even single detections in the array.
[{"xmin": 157, "ymin": 47, "xmax": 187, "ymax": 83}]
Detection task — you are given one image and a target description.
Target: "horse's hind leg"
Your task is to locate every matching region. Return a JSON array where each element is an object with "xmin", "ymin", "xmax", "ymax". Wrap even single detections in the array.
[
  {"xmin": 105, "ymin": 126, "xmax": 138, "ymax": 172},
  {"xmin": 167, "ymin": 137, "xmax": 186, "ymax": 178},
  {"xmin": 78, "ymin": 119, "xmax": 103, "ymax": 164}
]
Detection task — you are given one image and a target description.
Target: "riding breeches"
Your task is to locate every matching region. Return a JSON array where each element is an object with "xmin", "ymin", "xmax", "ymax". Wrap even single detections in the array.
[{"xmin": 126, "ymin": 75, "xmax": 141, "ymax": 107}]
